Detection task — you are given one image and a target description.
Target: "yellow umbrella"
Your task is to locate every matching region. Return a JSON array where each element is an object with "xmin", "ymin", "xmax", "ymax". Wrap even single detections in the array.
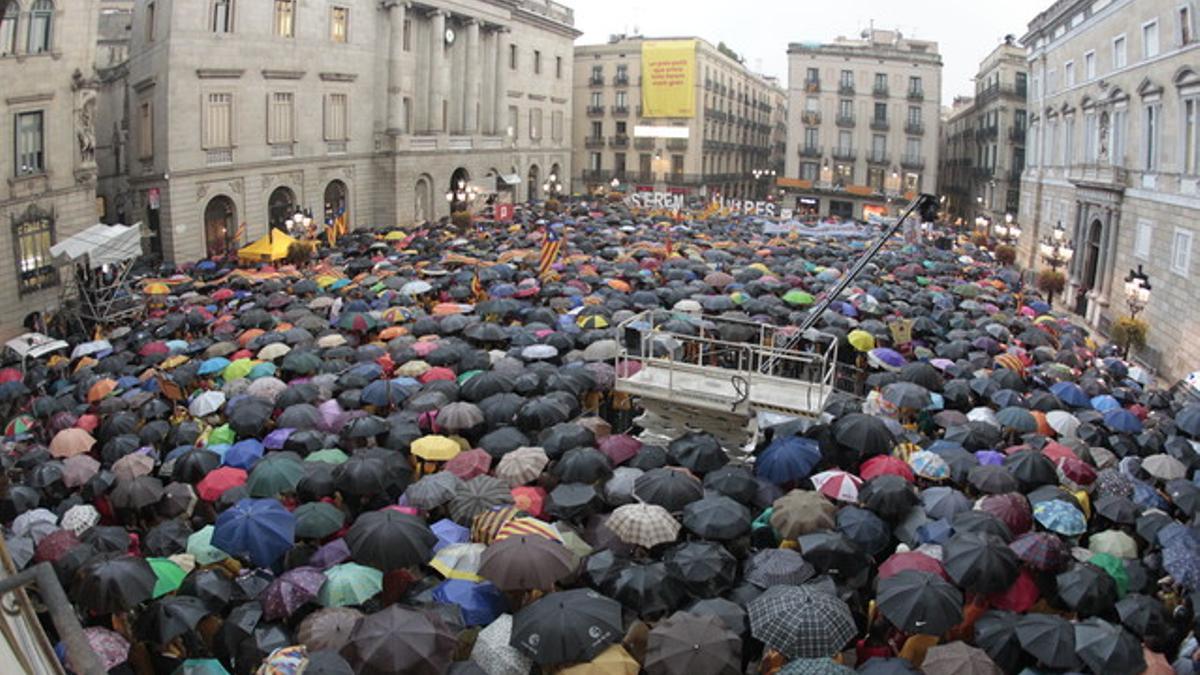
[
  {"xmin": 145, "ymin": 282, "xmax": 171, "ymax": 295},
  {"xmin": 397, "ymin": 360, "xmax": 430, "ymax": 377},
  {"xmin": 429, "ymin": 543, "xmax": 484, "ymax": 581},
  {"xmin": 222, "ymin": 358, "xmax": 258, "ymax": 381},
  {"xmin": 315, "ymin": 275, "xmax": 339, "ymax": 288},
  {"xmin": 559, "ymin": 644, "xmax": 639, "ymax": 675},
  {"xmin": 848, "ymin": 329, "xmax": 876, "ymax": 352},
  {"xmin": 410, "ymin": 435, "xmax": 461, "ymax": 461},
  {"xmin": 160, "ymin": 354, "xmax": 191, "ymax": 370},
  {"xmin": 384, "ymin": 231, "xmax": 407, "ymax": 241}
]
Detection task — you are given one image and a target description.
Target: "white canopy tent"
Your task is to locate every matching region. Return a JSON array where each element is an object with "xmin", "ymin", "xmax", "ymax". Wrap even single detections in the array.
[{"xmin": 50, "ymin": 223, "xmax": 142, "ymax": 268}]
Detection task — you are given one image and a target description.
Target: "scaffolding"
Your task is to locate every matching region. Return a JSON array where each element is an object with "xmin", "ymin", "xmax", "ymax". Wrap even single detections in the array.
[{"xmin": 50, "ymin": 223, "xmax": 144, "ymax": 335}]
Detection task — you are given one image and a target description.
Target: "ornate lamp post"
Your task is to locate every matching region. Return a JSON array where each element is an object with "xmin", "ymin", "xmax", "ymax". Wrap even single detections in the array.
[
  {"xmin": 1038, "ymin": 221, "xmax": 1074, "ymax": 307},
  {"xmin": 993, "ymin": 213, "xmax": 1022, "ymax": 245},
  {"xmin": 1124, "ymin": 265, "xmax": 1151, "ymax": 318}
]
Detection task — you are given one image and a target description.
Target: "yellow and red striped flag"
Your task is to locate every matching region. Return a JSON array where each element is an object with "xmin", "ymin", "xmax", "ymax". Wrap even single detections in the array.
[
  {"xmin": 471, "ymin": 267, "xmax": 487, "ymax": 302},
  {"xmin": 537, "ymin": 228, "xmax": 564, "ymax": 279}
]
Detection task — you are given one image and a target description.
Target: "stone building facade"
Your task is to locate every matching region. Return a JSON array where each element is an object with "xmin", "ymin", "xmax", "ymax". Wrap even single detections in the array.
[
  {"xmin": 939, "ymin": 41, "xmax": 1029, "ymax": 226},
  {"xmin": 783, "ymin": 29, "xmax": 943, "ymax": 220},
  {"xmin": 572, "ymin": 35, "xmax": 786, "ymax": 201},
  {"xmin": 1019, "ymin": 0, "xmax": 1200, "ymax": 380},
  {"xmin": 0, "ymin": 0, "xmax": 102, "ymax": 332},
  {"xmin": 102, "ymin": 0, "xmax": 578, "ymax": 264}
]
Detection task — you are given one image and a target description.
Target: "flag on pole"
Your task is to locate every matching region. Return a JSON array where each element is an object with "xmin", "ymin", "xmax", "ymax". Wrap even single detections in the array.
[
  {"xmin": 471, "ymin": 267, "xmax": 487, "ymax": 302},
  {"xmin": 537, "ymin": 228, "xmax": 564, "ymax": 279},
  {"xmin": 232, "ymin": 222, "xmax": 247, "ymax": 245}
]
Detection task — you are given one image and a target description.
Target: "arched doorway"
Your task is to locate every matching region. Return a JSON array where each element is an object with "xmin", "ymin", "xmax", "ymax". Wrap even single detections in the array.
[
  {"xmin": 414, "ymin": 175, "xmax": 433, "ymax": 223},
  {"xmin": 448, "ymin": 167, "xmax": 471, "ymax": 213},
  {"xmin": 204, "ymin": 196, "xmax": 237, "ymax": 258},
  {"xmin": 527, "ymin": 164, "xmax": 540, "ymax": 202},
  {"xmin": 268, "ymin": 186, "xmax": 297, "ymax": 231},
  {"xmin": 324, "ymin": 180, "xmax": 348, "ymax": 230},
  {"xmin": 1077, "ymin": 219, "xmax": 1103, "ymax": 314}
]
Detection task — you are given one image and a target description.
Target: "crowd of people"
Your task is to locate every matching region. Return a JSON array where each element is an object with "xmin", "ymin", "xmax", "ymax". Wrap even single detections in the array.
[{"xmin": 1, "ymin": 198, "xmax": 1199, "ymax": 675}]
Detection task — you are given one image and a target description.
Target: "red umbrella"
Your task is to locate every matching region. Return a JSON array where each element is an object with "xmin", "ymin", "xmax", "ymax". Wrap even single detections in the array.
[
  {"xmin": 878, "ymin": 551, "xmax": 947, "ymax": 580},
  {"xmin": 76, "ymin": 414, "xmax": 100, "ymax": 432},
  {"xmin": 35, "ymin": 529, "xmax": 81, "ymax": 563},
  {"xmin": 139, "ymin": 342, "xmax": 170, "ymax": 357},
  {"xmin": 1041, "ymin": 442, "xmax": 1078, "ymax": 464},
  {"xmin": 1057, "ymin": 457, "xmax": 1097, "ymax": 486},
  {"xmin": 444, "ymin": 449, "xmax": 491, "ymax": 480},
  {"xmin": 598, "ymin": 435, "xmax": 641, "ymax": 466},
  {"xmin": 230, "ymin": 349, "xmax": 254, "ymax": 361},
  {"xmin": 419, "ymin": 367, "xmax": 457, "ymax": 384},
  {"xmin": 860, "ymin": 455, "xmax": 914, "ymax": 483},
  {"xmin": 0, "ymin": 368, "xmax": 22, "ymax": 384},
  {"xmin": 511, "ymin": 486, "xmax": 547, "ymax": 518},
  {"xmin": 978, "ymin": 493, "xmax": 1033, "ymax": 536},
  {"xmin": 212, "ymin": 288, "xmax": 235, "ymax": 302},
  {"xmin": 196, "ymin": 466, "xmax": 247, "ymax": 501},
  {"xmin": 988, "ymin": 568, "xmax": 1040, "ymax": 612}
]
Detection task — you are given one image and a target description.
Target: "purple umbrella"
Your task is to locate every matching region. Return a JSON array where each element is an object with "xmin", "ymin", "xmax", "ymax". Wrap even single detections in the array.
[
  {"xmin": 310, "ymin": 538, "xmax": 352, "ymax": 569},
  {"xmin": 263, "ymin": 428, "xmax": 294, "ymax": 450},
  {"xmin": 319, "ymin": 400, "xmax": 347, "ymax": 433},
  {"xmin": 869, "ymin": 348, "xmax": 906, "ymax": 370},
  {"xmin": 976, "ymin": 451, "xmax": 1006, "ymax": 466},
  {"xmin": 431, "ymin": 518, "xmax": 470, "ymax": 552},
  {"xmin": 261, "ymin": 566, "xmax": 326, "ymax": 620},
  {"xmin": 598, "ymin": 435, "xmax": 642, "ymax": 466}
]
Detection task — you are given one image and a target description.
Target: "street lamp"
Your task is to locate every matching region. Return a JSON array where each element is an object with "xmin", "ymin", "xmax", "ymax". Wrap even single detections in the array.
[
  {"xmin": 993, "ymin": 213, "xmax": 1022, "ymax": 244},
  {"xmin": 1124, "ymin": 264, "xmax": 1151, "ymax": 319},
  {"xmin": 1038, "ymin": 220, "xmax": 1074, "ymax": 306}
]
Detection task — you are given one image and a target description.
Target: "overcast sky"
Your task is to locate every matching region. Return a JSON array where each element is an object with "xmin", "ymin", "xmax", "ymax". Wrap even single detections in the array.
[{"xmin": 573, "ymin": 0, "xmax": 1049, "ymax": 104}]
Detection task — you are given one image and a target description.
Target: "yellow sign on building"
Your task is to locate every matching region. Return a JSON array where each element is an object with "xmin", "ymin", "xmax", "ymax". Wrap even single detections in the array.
[{"xmin": 641, "ymin": 40, "xmax": 696, "ymax": 118}]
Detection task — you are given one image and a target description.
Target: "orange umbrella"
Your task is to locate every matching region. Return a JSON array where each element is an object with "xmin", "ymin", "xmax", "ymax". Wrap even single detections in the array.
[
  {"xmin": 50, "ymin": 428, "xmax": 96, "ymax": 458},
  {"xmin": 606, "ymin": 280, "xmax": 632, "ymax": 293},
  {"xmin": 1030, "ymin": 411, "xmax": 1054, "ymax": 437},
  {"xmin": 87, "ymin": 379, "xmax": 118, "ymax": 403},
  {"xmin": 238, "ymin": 328, "xmax": 266, "ymax": 347},
  {"xmin": 432, "ymin": 303, "xmax": 470, "ymax": 316},
  {"xmin": 379, "ymin": 326, "xmax": 408, "ymax": 341}
]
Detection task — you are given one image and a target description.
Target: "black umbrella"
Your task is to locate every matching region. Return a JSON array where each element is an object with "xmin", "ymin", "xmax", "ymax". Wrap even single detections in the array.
[
  {"xmin": 138, "ymin": 595, "xmax": 211, "ymax": 644},
  {"xmin": 1015, "ymin": 613, "xmax": 1079, "ymax": 670},
  {"xmin": 227, "ymin": 397, "xmax": 273, "ymax": 437},
  {"xmin": 1095, "ymin": 494, "xmax": 1141, "ymax": 525},
  {"xmin": 832, "ymin": 413, "xmax": 894, "ymax": 458},
  {"xmin": 479, "ymin": 426, "xmax": 530, "ymax": 459},
  {"xmin": 345, "ymin": 509, "xmax": 436, "ymax": 571},
  {"xmin": 967, "ymin": 465, "xmax": 1019, "ymax": 495},
  {"xmin": 143, "ymin": 518, "xmax": 192, "ymax": 557},
  {"xmin": 664, "ymin": 541, "xmax": 738, "ymax": 597},
  {"xmin": 973, "ymin": 610, "xmax": 1023, "ymax": 673},
  {"xmin": 859, "ymin": 475, "xmax": 919, "ymax": 521},
  {"xmin": 668, "ymin": 432, "xmax": 729, "ymax": 474},
  {"xmin": 703, "ymin": 465, "xmax": 759, "ymax": 504},
  {"xmin": 942, "ymin": 531, "xmax": 1020, "ymax": 594},
  {"xmin": 170, "ymin": 448, "xmax": 221, "ymax": 484},
  {"xmin": 686, "ymin": 597, "xmax": 748, "ymax": 635},
  {"xmin": 1002, "ymin": 451, "xmax": 1057, "ymax": 491},
  {"xmin": 1057, "ymin": 562, "xmax": 1119, "ymax": 617},
  {"xmin": 605, "ymin": 561, "xmax": 687, "ymax": 619},
  {"xmin": 796, "ymin": 531, "xmax": 868, "ymax": 579},
  {"xmin": 553, "ymin": 448, "xmax": 613, "ymax": 484},
  {"xmin": 539, "ymin": 423, "xmax": 596, "ymax": 459},
  {"xmin": 509, "ymin": 589, "xmax": 623, "ymax": 665},
  {"xmin": 836, "ymin": 505, "xmax": 892, "ymax": 556},
  {"xmin": 179, "ymin": 567, "xmax": 234, "ymax": 611},
  {"xmin": 682, "ymin": 496, "xmax": 751, "ymax": 541},
  {"xmin": 333, "ymin": 455, "xmax": 389, "ymax": 497},
  {"xmin": 1074, "ymin": 617, "xmax": 1146, "ymax": 675},
  {"xmin": 547, "ymin": 482, "xmax": 604, "ymax": 521},
  {"xmin": 945, "ymin": 421, "xmax": 1001, "ymax": 452},
  {"xmin": 876, "ymin": 570, "xmax": 963, "ymax": 635},
  {"xmin": 634, "ymin": 468, "xmax": 703, "ymax": 512}
]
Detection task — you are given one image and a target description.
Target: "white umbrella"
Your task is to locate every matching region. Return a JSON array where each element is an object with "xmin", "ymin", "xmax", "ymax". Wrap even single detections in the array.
[
  {"xmin": 521, "ymin": 345, "xmax": 558, "ymax": 361},
  {"xmin": 583, "ymin": 339, "xmax": 619, "ymax": 362},
  {"xmin": 257, "ymin": 343, "xmax": 291, "ymax": 361},
  {"xmin": 1143, "ymin": 454, "xmax": 1188, "ymax": 481},
  {"xmin": 966, "ymin": 406, "xmax": 1000, "ymax": 429},
  {"xmin": 470, "ymin": 614, "xmax": 532, "ymax": 675},
  {"xmin": 317, "ymin": 334, "xmax": 347, "ymax": 348},
  {"xmin": 401, "ymin": 280, "xmax": 434, "ymax": 296},
  {"xmin": 188, "ymin": 390, "xmax": 226, "ymax": 417},
  {"xmin": 60, "ymin": 504, "xmax": 100, "ymax": 535},
  {"xmin": 247, "ymin": 376, "xmax": 288, "ymax": 403},
  {"xmin": 12, "ymin": 508, "xmax": 58, "ymax": 537},
  {"xmin": 1045, "ymin": 410, "xmax": 1080, "ymax": 438}
]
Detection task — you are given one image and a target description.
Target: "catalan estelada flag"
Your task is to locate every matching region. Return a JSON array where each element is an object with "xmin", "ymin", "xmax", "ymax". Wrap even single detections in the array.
[{"xmin": 537, "ymin": 228, "xmax": 564, "ymax": 279}]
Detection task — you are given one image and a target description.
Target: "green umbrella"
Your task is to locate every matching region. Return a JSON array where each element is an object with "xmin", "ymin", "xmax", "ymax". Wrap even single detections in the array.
[
  {"xmin": 173, "ymin": 659, "xmax": 231, "ymax": 675},
  {"xmin": 319, "ymin": 563, "xmax": 383, "ymax": 607},
  {"xmin": 294, "ymin": 502, "xmax": 346, "ymax": 539},
  {"xmin": 222, "ymin": 358, "xmax": 257, "ymax": 381},
  {"xmin": 783, "ymin": 290, "xmax": 815, "ymax": 306},
  {"xmin": 306, "ymin": 448, "xmax": 349, "ymax": 465},
  {"xmin": 148, "ymin": 557, "xmax": 186, "ymax": 598},
  {"xmin": 207, "ymin": 424, "xmax": 236, "ymax": 447},
  {"xmin": 457, "ymin": 370, "xmax": 483, "ymax": 385},
  {"xmin": 1087, "ymin": 552, "xmax": 1129, "ymax": 597},
  {"xmin": 246, "ymin": 454, "xmax": 305, "ymax": 497},
  {"xmin": 186, "ymin": 526, "xmax": 229, "ymax": 565}
]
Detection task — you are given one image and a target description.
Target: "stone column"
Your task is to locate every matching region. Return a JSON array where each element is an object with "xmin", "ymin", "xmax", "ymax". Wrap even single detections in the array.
[
  {"xmin": 494, "ymin": 27, "xmax": 509, "ymax": 136},
  {"xmin": 385, "ymin": 1, "xmax": 407, "ymax": 134},
  {"xmin": 1069, "ymin": 200, "xmax": 1085, "ymax": 282},
  {"xmin": 427, "ymin": 10, "xmax": 446, "ymax": 132},
  {"xmin": 1098, "ymin": 207, "xmax": 1121, "ymax": 297},
  {"xmin": 464, "ymin": 19, "xmax": 481, "ymax": 134}
]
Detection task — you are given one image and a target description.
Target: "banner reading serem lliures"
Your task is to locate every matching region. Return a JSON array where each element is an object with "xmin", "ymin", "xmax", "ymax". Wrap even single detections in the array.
[{"xmin": 640, "ymin": 40, "xmax": 697, "ymax": 119}]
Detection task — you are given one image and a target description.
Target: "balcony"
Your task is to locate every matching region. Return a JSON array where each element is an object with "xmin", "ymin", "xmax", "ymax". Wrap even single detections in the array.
[
  {"xmin": 799, "ymin": 145, "xmax": 822, "ymax": 158},
  {"xmin": 664, "ymin": 173, "xmax": 705, "ymax": 186},
  {"xmin": 904, "ymin": 122, "xmax": 925, "ymax": 135},
  {"xmin": 801, "ymin": 111, "xmax": 821, "ymax": 125},
  {"xmin": 870, "ymin": 118, "xmax": 890, "ymax": 131},
  {"xmin": 835, "ymin": 114, "xmax": 856, "ymax": 128},
  {"xmin": 666, "ymin": 139, "xmax": 688, "ymax": 151},
  {"xmin": 614, "ymin": 73, "xmax": 630, "ymax": 86},
  {"xmin": 907, "ymin": 88, "xmax": 925, "ymax": 101},
  {"xmin": 867, "ymin": 150, "xmax": 890, "ymax": 165},
  {"xmin": 589, "ymin": 75, "xmax": 604, "ymax": 86},
  {"xmin": 839, "ymin": 82, "xmax": 856, "ymax": 95},
  {"xmin": 832, "ymin": 146, "xmax": 855, "ymax": 161},
  {"xmin": 587, "ymin": 105, "xmax": 605, "ymax": 116},
  {"xmin": 584, "ymin": 136, "xmax": 606, "ymax": 148},
  {"xmin": 979, "ymin": 125, "xmax": 998, "ymax": 141},
  {"xmin": 610, "ymin": 134, "xmax": 629, "ymax": 148},
  {"xmin": 1008, "ymin": 126, "xmax": 1026, "ymax": 143},
  {"xmin": 873, "ymin": 84, "xmax": 889, "ymax": 98},
  {"xmin": 612, "ymin": 106, "xmax": 630, "ymax": 117},
  {"xmin": 634, "ymin": 137, "xmax": 655, "ymax": 150},
  {"xmin": 975, "ymin": 84, "xmax": 1027, "ymax": 106},
  {"xmin": 804, "ymin": 78, "xmax": 821, "ymax": 93},
  {"xmin": 901, "ymin": 154, "xmax": 925, "ymax": 169}
]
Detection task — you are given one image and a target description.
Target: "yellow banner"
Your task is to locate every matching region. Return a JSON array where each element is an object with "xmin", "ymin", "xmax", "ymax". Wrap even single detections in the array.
[{"xmin": 641, "ymin": 40, "xmax": 696, "ymax": 118}]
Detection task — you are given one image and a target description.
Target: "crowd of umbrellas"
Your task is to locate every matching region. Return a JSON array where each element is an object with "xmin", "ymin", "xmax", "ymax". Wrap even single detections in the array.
[{"xmin": 3, "ymin": 200, "xmax": 1200, "ymax": 675}]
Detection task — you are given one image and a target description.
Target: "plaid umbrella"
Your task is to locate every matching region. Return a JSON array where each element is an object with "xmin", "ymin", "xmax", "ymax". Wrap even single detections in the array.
[
  {"xmin": 605, "ymin": 503, "xmax": 680, "ymax": 548},
  {"xmin": 1009, "ymin": 531, "xmax": 1071, "ymax": 572},
  {"xmin": 921, "ymin": 641, "xmax": 1002, "ymax": 675},
  {"xmin": 470, "ymin": 614, "xmax": 533, "ymax": 675},
  {"xmin": 748, "ymin": 585, "xmax": 856, "ymax": 659},
  {"xmin": 495, "ymin": 447, "xmax": 551, "ymax": 487},
  {"xmin": 778, "ymin": 659, "xmax": 856, "ymax": 675},
  {"xmin": 745, "ymin": 549, "xmax": 816, "ymax": 588}
]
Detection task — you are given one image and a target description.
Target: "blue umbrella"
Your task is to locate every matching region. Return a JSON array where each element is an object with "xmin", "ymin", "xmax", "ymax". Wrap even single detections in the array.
[
  {"xmin": 211, "ymin": 498, "xmax": 295, "ymax": 568},
  {"xmin": 755, "ymin": 436, "xmax": 820, "ymax": 484},
  {"xmin": 1050, "ymin": 382, "xmax": 1090, "ymax": 408},
  {"xmin": 1163, "ymin": 541, "xmax": 1200, "ymax": 591},
  {"xmin": 198, "ymin": 358, "xmax": 231, "ymax": 376},
  {"xmin": 1033, "ymin": 500, "xmax": 1087, "ymax": 536},
  {"xmin": 431, "ymin": 518, "xmax": 470, "ymax": 552},
  {"xmin": 431, "ymin": 579, "xmax": 506, "ymax": 626},
  {"xmin": 1103, "ymin": 409, "xmax": 1143, "ymax": 434},
  {"xmin": 916, "ymin": 518, "xmax": 954, "ymax": 545},
  {"xmin": 224, "ymin": 439, "xmax": 264, "ymax": 470},
  {"xmin": 361, "ymin": 379, "xmax": 412, "ymax": 408},
  {"xmin": 1131, "ymin": 480, "xmax": 1169, "ymax": 510},
  {"xmin": 1090, "ymin": 395, "xmax": 1120, "ymax": 412}
]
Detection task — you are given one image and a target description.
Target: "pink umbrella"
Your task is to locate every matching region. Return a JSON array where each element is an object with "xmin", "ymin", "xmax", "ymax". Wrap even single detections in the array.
[
  {"xmin": 598, "ymin": 435, "xmax": 641, "ymax": 466},
  {"xmin": 318, "ymin": 399, "xmax": 346, "ymax": 433},
  {"xmin": 444, "ymin": 449, "xmax": 492, "ymax": 480},
  {"xmin": 410, "ymin": 341, "xmax": 440, "ymax": 357},
  {"xmin": 78, "ymin": 627, "xmax": 130, "ymax": 671}
]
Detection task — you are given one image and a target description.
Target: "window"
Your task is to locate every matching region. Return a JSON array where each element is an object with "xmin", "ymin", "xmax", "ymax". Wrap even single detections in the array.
[
  {"xmin": 838, "ymin": 99, "xmax": 852, "ymax": 118},
  {"xmin": 203, "ymin": 93, "xmax": 233, "ymax": 149},
  {"xmin": 1111, "ymin": 108, "xmax": 1127, "ymax": 164},
  {"xmin": 1134, "ymin": 219, "xmax": 1153, "ymax": 260},
  {"xmin": 874, "ymin": 73, "xmax": 887, "ymax": 90},
  {"xmin": 639, "ymin": 153, "xmax": 652, "ymax": 175},
  {"xmin": 800, "ymin": 162, "xmax": 818, "ymax": 181},
  {"xmin": 873, "ymin": 102, "xmax": 887, "ymax": 122},
  {"xmin": 1172, "ymin": 228, "xmax": 1194, "ymax": 275},
  {"xmin": 138, "ymin": 100, "xmax": 153, "ymax": 159},
  {"xmin": 907, "ymin": 106, "xmax": 921, "ymax": 125},
  {"xmin": 268, "ymin": 92, "xmax": 295, "ymax": 145},
  {"xmin": 324, "ymin": 93, "xmax": 347, "ymax": 140},
  {"xmin": 868, "ymin": 167, "xmax": 884, "ymax": 191},
  {"xmin": 1065, "ymin": 61, "xmax": 1075, "ymax": 87},
  {"xmin": 1144, "ymin": 104, "xmax": 1160, "ymax": 171},
  {"xmin": 1186, "ymin": 98, "xmax": 1200, "ymax": 174},
  {"xmin": 508, "ymin": 44, "xmax": 517, "ymax": 70},
  {"xmin": 837, "ymin": 129, "xmax": 851, "ymax": 151},
  {"xmin": 671, "ymin": 155, "xmax": 684, "ymax": 175},
  {"xmin": 905, "ymin": 137, "xmax": 920, "ymax": 159},
  {"xmin": 145, "ymin": 2, "xmax": 155, "ymax": 41},
  {"xmin": 13, "ymin": 208, "xmax": 55, "ymax": 294},
  {"xmin": 330, "ymin": 7, "xmax": 348, "ymax": 43},
  {"xmin": 803, "ymin": 127, "xmax": 818, "ymax": 148},
  {"xmin": 1081, "ymin": 52, "xmax": 1095, "ymax": 81},
  {"xmin": 213, "ymin": 0, "xmax": 233, "ymax": 33},
  {"xmin": 274, "ymin": 0, "xmax": 295, "ymax": 38},
  {"xmin": 614, "ymin": 153, "xmax": 626, "ymax": 174},
  {"xmin": 27, "ymin": 0, "xmax": 52, "ymax": 53},
  {"xmin": 529, "ymin": 108, "xmax": 543, "ymax": 140},
  {"xmin": 1016, "ymin": 72, "xmax": 1028, "ymax": 97},
  {"xmin": 1144, "ymin": 20, "xmax": 1160, "ymax": 58},
  {"xmin": 590, "ymin": 121, "xmax": 602, "ymax": 138},
  {"xmin": 589, "ymin": 152, "xmax": 601, "ymax": 171},
  {"xmin": 507, "ymin": 105, "xmax": 517, "ymax": 137},
  {"xmin": 1113, "ymin": 35, "xmax": 1127, "ymax": 68},
  {"xmin": 903, "ymin": 172, "xmax": 920, "ymax": 192},
  {"xmin": 1084, "ymin": 112, "xmax": 1097, "ymax": 162},
  {"xmin": 589, "ymin": 91, "xmax": 602, "ymax": 107},
  {"xmin": 805, "ymin": 67, "xmax": 818, "ymax": 82},
  {"xmin": 556, "ymin": 56, "xmax": 562, "ymax": 79},
  {"xmin": 551, "ymin": 110, "xmax": 563, "ymax": 142},
  {"xmin": 615, "ymin": 91, "xmax": 627, "ymax": 109},
  {"xmin": 533, "ymin": 50, "xmax": 541, "ymax": 74},
  {"xmin": 0, "ymin": 2, "xmax": 17, "ymax": 56},
  {"xmin": 14, "ymin": 111, "xmax": 44, "ymax": 175},
  {"xmin": 1182, "ymin": 6, "xmax": 1194, "ymax": 45},
  {"xmin": 908, "ymin": 76, "xmax": 922, "ymax": 94},
  {"xmin": 840, "ymin": 70, "xmax": 853, "ymax": 87},
  {"xmin": 871, "ymin": 134, "xmax": 886, "ymax": 155},
  {"xmin": 1063, "ymin": 116, "xmax": 1075, "ymax": 166},
  {"xmin": 402, "ymin": 18, "xmax": 410, "ymax": 51},
  {"xmin": 804, "ymin": 97, "xmax": 818, "ymax": 113},
  {"xmin": 1015, "ymin": 109, "xmax": 1027, "ymax": 131}
]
